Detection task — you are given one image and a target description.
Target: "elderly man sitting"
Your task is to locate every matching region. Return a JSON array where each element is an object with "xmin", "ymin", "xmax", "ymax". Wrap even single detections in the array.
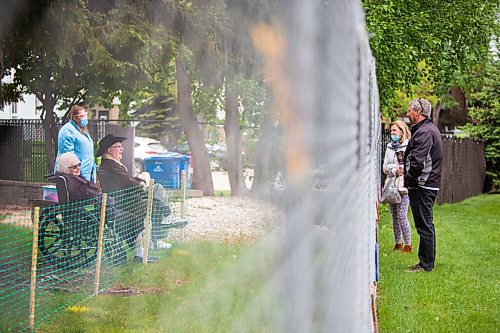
[{"xmin": 96, "ymin": 134, "xmax": 171, "ymax": 262}]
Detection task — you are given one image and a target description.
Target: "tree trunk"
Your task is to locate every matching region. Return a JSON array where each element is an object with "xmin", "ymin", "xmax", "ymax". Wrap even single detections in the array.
[
  {"xmin": 40, "ymin": 97, "xmax": 58, "ymax": 173},
  {"xmin": 433, "ymin": 100, "xmax": 441, "ymax": 127},
  {"xmin": 175, "ymin": 57, "xmax": 214, "ymax": 195},
  {"xmin": 449, "ymin": 87, "xmax": 469, "ymax": 123},
  {"xmin": 251, "ymin": 112, "xmax": 280, "ymax": 196},
  {"xmin": 224, "ymin": 87, "xmax": 248, "ymax": 196}
]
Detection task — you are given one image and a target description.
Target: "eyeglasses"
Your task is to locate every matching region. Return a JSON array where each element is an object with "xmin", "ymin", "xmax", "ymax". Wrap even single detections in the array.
[
  {"xmin": 417, "ymin": 98, "xmax": 425, "ymax": 114},
  {"xmin": 110, "ymin": 144, "xmax": 123, "ymax": 149},
  {"xmin": 68, "ymin": 163, "xmax": 81, "ymax": 170}
]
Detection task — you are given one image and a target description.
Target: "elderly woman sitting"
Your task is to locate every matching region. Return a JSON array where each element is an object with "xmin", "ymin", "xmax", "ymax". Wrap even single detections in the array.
[{"xmin": 55, "ymin": 152, "xmax": 100, "ymax": 201}]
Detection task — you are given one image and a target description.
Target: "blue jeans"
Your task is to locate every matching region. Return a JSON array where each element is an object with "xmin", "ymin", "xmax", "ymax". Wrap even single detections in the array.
[{"xmin": 409, "ymin": 187, "xmax": 438, "ymax": 271}]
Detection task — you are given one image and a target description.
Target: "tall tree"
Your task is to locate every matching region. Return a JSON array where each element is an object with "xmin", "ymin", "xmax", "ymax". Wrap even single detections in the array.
[
  {"xmin": 2, "ymin": 1, "xmax": 157, "ymax": 171},
  {"xmin": 175, "ymin": 55, "xmax": 215, "ymax": 195},
  {"xmin": 187, "ymin": 0, "xmax": 271, "ymax": 195}
]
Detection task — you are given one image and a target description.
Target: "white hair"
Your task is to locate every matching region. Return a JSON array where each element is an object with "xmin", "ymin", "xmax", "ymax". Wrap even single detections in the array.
[
  {"xmin": 56, "ymin": 152, "xmax": 80, "ymax": 172},
  {"xmin": 409, "ymin": 98, "xmax": 432, "ymax": 117}
]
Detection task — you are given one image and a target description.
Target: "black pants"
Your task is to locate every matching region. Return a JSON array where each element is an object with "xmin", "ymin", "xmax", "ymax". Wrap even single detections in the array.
[{"xmin": 409, "ymin": 187, "xmax": 438, "ymax": 271}]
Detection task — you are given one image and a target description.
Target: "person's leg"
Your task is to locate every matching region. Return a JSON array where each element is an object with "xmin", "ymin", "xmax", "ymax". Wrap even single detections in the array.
[
  {"xmin": 399, "ymin": 195, "xmax": 411, "ymax": 245},
  {"xmin": 389, "ymin": 203, "xmax": 402, "ymax": 248},
  {"xmin": 134, "ymin": 231, "xmax": 144, "ymax": 257},
  {"xmin": 409, "ymin": 188, "xmax": 437, "ymax": 271}
]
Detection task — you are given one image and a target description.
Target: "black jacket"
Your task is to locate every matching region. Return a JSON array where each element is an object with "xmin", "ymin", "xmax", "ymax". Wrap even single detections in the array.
[
  {"xmin": 404, "ymin": 118, "xmax": 443, "ymax": 189},
  {"xmin": 98, "ymin": 158, "xmax": 142, "ymax": 193}
]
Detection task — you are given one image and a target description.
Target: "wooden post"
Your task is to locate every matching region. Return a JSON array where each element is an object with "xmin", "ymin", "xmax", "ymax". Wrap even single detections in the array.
[
  {"xmin": 29, "ymin": 207, "xmax": 40, "ymax": 332},
  {"xmin": 181, "ymin": 170, "xmax": 187, "ymax": 240},
  {"xmin": 143, "ymin": 179, "xmax": 154, "ymax": 265},
  {"xmin": 94, "ymin": 193, "xmax": 108, "ymax": 295},
  {"xmin": 181, "ymin": 170, "xmax": 186, "ymax": 219}
]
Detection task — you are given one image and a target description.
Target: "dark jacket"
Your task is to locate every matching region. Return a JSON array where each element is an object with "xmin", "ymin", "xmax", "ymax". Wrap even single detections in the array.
[
  {"xmin": 98, "ymin": 158, "xmax": 142, "ymax": 193},
  {"xmin": 97, "ymin": 157, "xmax": 146, "ymax": 247},
  {"xmin": 404, "ymin": 118, "xmax": 443, "ymax": 189},
  {"xmin": 56, "ymin": 172, "xmax": 101, "ymax": 202}
]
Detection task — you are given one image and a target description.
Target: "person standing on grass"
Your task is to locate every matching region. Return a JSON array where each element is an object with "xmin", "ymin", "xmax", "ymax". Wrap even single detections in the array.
[
  {"xmin": 399, "ymin": 98, "xmax": 443, "ymax": 272},
  {"xmin": 55, "ymin": 105, "xmax": 97, "ymax": 183},
  {"xmin": 383, "ymin": 120, "xmax": 412, "ymax": 254}
]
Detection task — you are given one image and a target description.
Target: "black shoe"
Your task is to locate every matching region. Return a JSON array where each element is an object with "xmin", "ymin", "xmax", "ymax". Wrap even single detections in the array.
[
  {"xmin": 133, "ymin": 255, "xmax": 159, "ymax": 264},
  {"xmin": 406, "ymin": 263, "xmax": 430, "ymax": 273}
]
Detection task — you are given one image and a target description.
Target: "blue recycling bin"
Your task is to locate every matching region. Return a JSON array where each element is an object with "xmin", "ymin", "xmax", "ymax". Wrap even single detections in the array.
[{"xmin": 143, "ymin": 153, "xmax": 190, "ymax": 189}]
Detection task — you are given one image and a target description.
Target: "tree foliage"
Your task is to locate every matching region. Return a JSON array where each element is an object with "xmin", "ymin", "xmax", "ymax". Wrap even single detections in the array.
[
  {"xmin": 1, "ymin": 0, "xmax": 162, "ymax": 170},
  {"xmin": 363, "ymin": 0, "xmax": 498, "ymax": 117},
  {"xmin": 461, "ymin": 58, "xmax": 500, "ymax": 190}
]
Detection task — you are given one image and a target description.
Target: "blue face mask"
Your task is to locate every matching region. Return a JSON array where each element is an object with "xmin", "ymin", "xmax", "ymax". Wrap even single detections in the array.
[
  {"xmin": 391, "ymin": 134, "xmax": 400, "ymax": 143},
  {"xmin": 79, "ymin": 117, "xmax": 88, "ymax": 127}
]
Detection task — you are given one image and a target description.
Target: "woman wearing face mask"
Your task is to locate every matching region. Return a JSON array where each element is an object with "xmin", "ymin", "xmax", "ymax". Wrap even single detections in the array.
[
  {"xmin": 55, "ymin": 105, "xmax": 97, "ymax": 182},
  {"xmin": 383, "ymin": 120, "xmax": 412, "ymax": 254}
]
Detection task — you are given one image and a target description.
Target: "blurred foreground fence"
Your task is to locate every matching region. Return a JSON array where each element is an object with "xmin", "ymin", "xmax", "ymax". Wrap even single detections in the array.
[
  {"xmin": 0, "ymin": 179, "xmax": 188, "ymax": 332},
  {"xmin": 381, "ymin": 128, "xmax": 486, "ymax": 204}
]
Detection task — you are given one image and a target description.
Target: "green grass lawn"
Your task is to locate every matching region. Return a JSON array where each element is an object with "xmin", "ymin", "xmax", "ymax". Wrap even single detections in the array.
[
  {"xmin": 39, "ymin": 240, "xmax": 279, "ymax": 332},
  {"xmin": 5, "ymin": 195, "xmax": 497, "ymax": 332},
  {"xmin": 377, "ymin": 194, "xmax": 500, "ymax": 333}
]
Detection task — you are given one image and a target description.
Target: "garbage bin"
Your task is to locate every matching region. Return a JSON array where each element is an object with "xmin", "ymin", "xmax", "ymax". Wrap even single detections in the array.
[{"xmin": 143, "ymin": 153, "xmax": 190, "ymax": 189}]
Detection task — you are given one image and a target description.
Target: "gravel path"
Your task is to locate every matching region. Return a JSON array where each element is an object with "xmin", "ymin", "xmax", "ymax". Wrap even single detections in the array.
[{"xmin": 185, "ymin": 196, "xmax": 283, "ymax": 241}]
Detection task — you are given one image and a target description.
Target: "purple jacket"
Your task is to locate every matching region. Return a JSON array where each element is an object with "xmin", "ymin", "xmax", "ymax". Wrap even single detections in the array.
[{"xmin": 56, "ymin": 172, "xmax": 101, "ymax": 202}]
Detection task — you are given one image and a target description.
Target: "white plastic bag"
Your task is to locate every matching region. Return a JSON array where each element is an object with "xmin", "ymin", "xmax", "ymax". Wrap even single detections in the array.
[{"xmin": 381, "ymin": 177, "xmax": 401, "ymax": 204}]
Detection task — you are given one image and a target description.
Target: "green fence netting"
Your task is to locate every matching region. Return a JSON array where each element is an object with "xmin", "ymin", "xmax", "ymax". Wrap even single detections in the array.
[{"xmin": 0, "ymin": 179, "xmax": 188, "ymax": 332}]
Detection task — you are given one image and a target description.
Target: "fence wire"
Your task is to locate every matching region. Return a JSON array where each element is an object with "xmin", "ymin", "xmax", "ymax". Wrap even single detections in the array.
[{"xmin": 0, "ymin": 183, "xmax": 188, "ymax": 332}]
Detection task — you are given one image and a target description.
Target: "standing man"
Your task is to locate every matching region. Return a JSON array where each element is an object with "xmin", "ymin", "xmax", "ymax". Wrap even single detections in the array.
[{"xmin": 400, "ymin": 98, "xmax": 443, "ymax": 272}]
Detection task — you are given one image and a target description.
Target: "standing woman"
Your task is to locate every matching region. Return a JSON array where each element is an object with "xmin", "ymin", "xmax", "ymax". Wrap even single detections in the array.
[
  {"xmin": 55, "ymin": 105, "xmax": 97, "ymax": 182},
  {"xmin": 383, "ymin": 120, "xmax": 412, "ymax": 254}
]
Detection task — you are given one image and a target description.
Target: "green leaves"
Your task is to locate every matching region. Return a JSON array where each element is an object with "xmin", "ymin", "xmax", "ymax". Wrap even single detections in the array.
[
  {"xmin": 362, "ymin": 0, "xmax": 498, "ymax": 118},
  {"xmin": 461, "ymin": 58, "xmax": 500, "ymax": 190}
]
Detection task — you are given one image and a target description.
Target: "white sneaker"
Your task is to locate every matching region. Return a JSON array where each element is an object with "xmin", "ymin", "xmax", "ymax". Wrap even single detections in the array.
[{"xmin": 154, "ymin": 240, "xmax": 172, "ymax": 249}]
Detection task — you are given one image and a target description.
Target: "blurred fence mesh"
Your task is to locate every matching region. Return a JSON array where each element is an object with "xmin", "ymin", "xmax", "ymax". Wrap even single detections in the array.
[
  {"xmin": 0, "ymin": 182, "xmax": 187, "ymax": 332},
  {"xmin": 246, "ymin": 1, "xmax": 381, "ymax": 332}
]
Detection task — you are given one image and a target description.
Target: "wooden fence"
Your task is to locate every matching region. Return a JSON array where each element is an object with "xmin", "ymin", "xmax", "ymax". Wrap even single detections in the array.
[{"xmin": 437, "ymin": 137, "xmax": 486, "ymax": 204}]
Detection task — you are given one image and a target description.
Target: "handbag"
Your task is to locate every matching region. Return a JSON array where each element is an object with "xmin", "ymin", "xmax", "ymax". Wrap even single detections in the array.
[{"xmin": 381, "ymin": 177, "xmax": 401, "ymax": 204}]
